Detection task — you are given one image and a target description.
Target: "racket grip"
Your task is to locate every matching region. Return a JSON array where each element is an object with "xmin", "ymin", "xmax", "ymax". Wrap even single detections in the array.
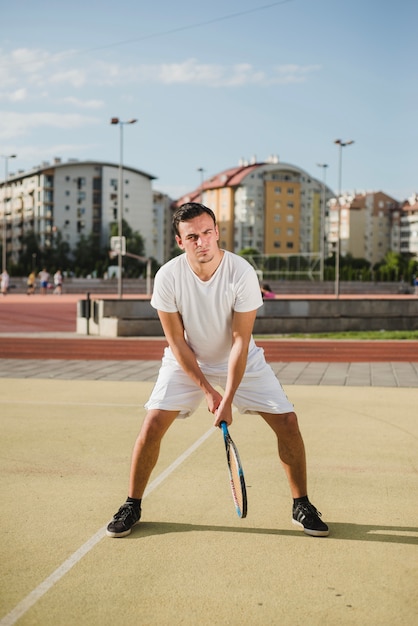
[{"xmin": 220, "ymin": 421, "xmax": 228, "ymax": 436}]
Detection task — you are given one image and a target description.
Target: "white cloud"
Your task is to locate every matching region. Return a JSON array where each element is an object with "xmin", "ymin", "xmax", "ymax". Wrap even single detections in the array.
[
  {"xmin": 10, "ymin": 88, "xmax": 28, "ymax": 102},
  {"xmin": 98, "ymin": 58, "xmax": 320, "ymax": 87},
  {"xmin": 0, "ymin": 88, "xmax": 28, "ymax": 102},
  {"xmin": 7, "ymin": 143, "xmax": 101, "ymax": 170},
  {"xmin": 49, "ymin": 69, "xmax": 88, "ymax": 88},
  {"xmin": 59, "ymin": 97, "xmax": 104, "ymax": 109},
  {"xmin": 272, "ymin": 64, "xmax": 321, "ymax": 83},
  {"xmin": 153, "ymin": 60, "xmax": 264, "ymax": 87},
  {"xmin": 0, "ymin": 111, "xmax": 100, "ymax": 139},
  {"xmin": 1, "ymin": 47, "xmax": 320, "ymax": 91}
]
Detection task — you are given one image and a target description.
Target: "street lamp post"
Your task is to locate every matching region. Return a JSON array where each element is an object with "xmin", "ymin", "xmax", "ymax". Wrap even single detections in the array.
[
  {"xmin": 110, "ymin": 118, "xmax": 137, "ymax": 298},
  {"xmin": 197, "ymin": 167, "xmax": 205, "ymax": 202},
  {"xmin": 334, "ymin": 139, "xmax": 354, "ymax": 298},
  {"xmin": 1, "ymin": 154, "xmax": 17, "ymax": 273},
  {"xmin": 316, "ymin": 163, "xmax": 329, "ymax": 282}
]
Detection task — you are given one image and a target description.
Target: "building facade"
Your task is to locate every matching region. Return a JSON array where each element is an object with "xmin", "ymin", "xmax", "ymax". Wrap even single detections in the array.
[
  {"xmin": 0, "ymin": 158, "xmax": 168, "ymax": 267},
  {"xmin": 328, "ymin": 191, "xmax": 402, "ymax": 265},
  {"xmin": 400, "ymin": 194, "xmax": 418, "ymax": 258}
]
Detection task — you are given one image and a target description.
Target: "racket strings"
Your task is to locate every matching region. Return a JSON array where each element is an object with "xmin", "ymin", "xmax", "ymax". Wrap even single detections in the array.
[{"xmin": 229, "ymin": 446, "xmax": 246, "ymax": 514}]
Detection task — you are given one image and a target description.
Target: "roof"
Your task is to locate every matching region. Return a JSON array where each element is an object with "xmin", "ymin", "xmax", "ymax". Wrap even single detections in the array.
[
  {"xmin": 175, "ymin": 162, "xmax": 265, "ymax": 206},
  {"xmin": 7, "ymin": 159, "xmax": 156, "ymax": 182}
]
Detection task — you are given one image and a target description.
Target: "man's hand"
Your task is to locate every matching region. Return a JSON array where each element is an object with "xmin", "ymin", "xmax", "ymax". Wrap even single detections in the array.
[
  {"xmin": 213, "ymin": 399, "xmax": 233, "ymax": 428},
  {"xmin": 205, "ymin": 388, "xmax": 223, "ymax": 416}
]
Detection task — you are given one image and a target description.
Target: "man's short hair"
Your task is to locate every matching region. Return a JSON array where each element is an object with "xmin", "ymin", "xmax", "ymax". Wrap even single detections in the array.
[{"xmin": 172, "ymin": 203, "xmax": 216, "ymax": 236}]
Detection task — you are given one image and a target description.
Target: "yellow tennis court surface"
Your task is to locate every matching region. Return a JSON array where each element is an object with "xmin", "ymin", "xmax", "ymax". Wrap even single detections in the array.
[{"xmin": 1, "ymin": 378, "xmax": 417, "ymax": 625}]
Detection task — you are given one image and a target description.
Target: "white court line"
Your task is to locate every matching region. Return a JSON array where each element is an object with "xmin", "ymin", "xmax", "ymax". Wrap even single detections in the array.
[
  {"xmin": 0, "ymin": 427, "xmax": 216, "ymax": 626},
  {"xmin": 0, "ymin": 399, "xmax": 140, "ymax": 407}
]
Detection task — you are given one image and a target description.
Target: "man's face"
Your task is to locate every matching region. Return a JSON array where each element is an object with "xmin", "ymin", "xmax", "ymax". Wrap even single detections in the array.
[{"xmin": 175, "ymin": 213, "xmax": 220, "ymax": 265}]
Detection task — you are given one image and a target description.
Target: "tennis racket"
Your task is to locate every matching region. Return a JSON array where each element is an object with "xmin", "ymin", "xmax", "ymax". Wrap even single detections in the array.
[{"xmin": 220, "ymin": 421, "xmax": 247, "ymax": 518}]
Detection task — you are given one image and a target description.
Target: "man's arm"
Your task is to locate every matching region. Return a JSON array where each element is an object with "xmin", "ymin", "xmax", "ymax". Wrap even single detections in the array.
[
  {"xmin": 157, "ymin": 310, "xmax": 222, "ymax": 414},
  {"xmin": 213, "ymin": 309, "xmax": 258, "ymax": 427}
]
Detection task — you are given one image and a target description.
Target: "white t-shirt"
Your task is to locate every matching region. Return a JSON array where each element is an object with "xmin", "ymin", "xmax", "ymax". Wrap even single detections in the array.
[{"xmin": 151, "ymin": 250, "xmax": 263, "ymax": 368}]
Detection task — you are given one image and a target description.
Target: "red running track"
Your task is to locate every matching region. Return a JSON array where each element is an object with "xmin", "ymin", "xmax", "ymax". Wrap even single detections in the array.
[{"xmin": 0, "ymin": 337, "xmax": 417, "ymax": 362}]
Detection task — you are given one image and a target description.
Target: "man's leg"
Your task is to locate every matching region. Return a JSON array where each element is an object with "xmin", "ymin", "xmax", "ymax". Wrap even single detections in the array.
[
  {"xmin": 107, "ymin": 409, "xmax": 178, "ymax": 537},
  {"xmin": 129, "ymin": 409, "xmax": 179, "ymax": 498},
  {"xmin": 260, "ymin": 411, "xmax": 307, "ymax": 498},
  {"xmin": 260, "ymin": 411, "xmax": 328, "ymax": 537}
]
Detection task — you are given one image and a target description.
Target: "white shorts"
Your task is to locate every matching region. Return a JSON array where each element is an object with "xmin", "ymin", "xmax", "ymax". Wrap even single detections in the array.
[{"xmin": 144, "ymin": 347, "xmax": 294, "ymax": 418}]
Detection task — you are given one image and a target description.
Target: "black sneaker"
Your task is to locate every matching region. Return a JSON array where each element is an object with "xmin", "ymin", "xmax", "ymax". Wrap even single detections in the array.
[
  {"xmin": 292, "ymin": 501, "xmax": 329, "ymax": 537},
  {"xmin": 106, "ymin": 502, "xmax": 141, "ymax": 538}
]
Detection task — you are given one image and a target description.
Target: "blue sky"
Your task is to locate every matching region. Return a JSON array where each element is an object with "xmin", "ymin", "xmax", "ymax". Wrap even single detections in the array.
[{"xmin": 1, "ymin": 0, "xmax": 416, "ymax": 201}]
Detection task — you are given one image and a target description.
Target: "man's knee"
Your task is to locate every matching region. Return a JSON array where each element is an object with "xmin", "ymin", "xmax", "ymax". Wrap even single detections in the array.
[
  {"xmin": 262, "ymin": 410, "xmax": 300, "ymax": 436},
  {"xmin": 140, "ymin": 410, "xmax": 178, "ymax": 442}
]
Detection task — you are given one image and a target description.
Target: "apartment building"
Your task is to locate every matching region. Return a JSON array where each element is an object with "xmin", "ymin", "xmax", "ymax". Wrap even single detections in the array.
[
  {"xmin": 400, "ymin": 194, "xmax": 418, "ymax": 258},
  {"xmin": 329, "ymin": 191, "xmax": 401, "ymax": 265},
  {"xmin": 0, "ymin": 158, "xmax": 169, "ymax": 266},
  {"xmin": 152, "ymin": 189, "xmax": 175, "ymax": 263},
  {"xmin": 176, "ymin": 157, "xmax": 333, "ymax": 256}
]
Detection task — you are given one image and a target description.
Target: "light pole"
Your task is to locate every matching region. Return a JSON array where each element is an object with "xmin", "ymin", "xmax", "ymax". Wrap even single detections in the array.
[
  {"xmin": 334, "ymin": 139, "xmax": 354, "ymax": 298},
  {"xmin": 197, "ymin": 167, "xmax": 205, "ymax": 202},
  {"xmin": 316, "ymin": 163, "xmax": 329, "ymax": 282},
  {"xmin": 1, "ymin": 154, "xmax": 17, "ymax": 273},
  {"xmin": 110, "ymin": 117, "xmax": 137, "ymax": 298}
]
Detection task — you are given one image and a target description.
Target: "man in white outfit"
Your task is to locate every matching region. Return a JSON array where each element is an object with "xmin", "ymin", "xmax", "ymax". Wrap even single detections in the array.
[{"xmin": 107, "ymin": 203, "xmax": 328, "ymax": 538}]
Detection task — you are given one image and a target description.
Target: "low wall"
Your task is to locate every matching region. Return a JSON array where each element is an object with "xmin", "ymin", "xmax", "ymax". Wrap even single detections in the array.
[
  {"xmin": 9, "ymin": 277, "xmax": 416, "ymax": 295},
  {"xmin": 77, "ymin": 297, "xmax": 418, "ymax": 337}
]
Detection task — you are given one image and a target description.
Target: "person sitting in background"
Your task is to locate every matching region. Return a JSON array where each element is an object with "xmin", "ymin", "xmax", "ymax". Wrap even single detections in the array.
[{"xmin": 260, "ymin": 284, "xmax": 276, "ymax": 299}]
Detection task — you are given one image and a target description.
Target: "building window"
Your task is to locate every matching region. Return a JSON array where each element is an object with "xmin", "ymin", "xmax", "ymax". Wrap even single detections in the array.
[
  {"xmin": 286, "ymin": 242, "xmax": 294, "ymax": 249},
  {"xmin": 287, "ymin": 202, "xmax": 294, "ymax": 209},
  {"xmin": 274, "ymin": 241, "xmax": 281, "ymax": 248},
  {"xmin": 274, "ymin": 186, "xmax": 281, "ymax": 194},
  {"xmin": 274, "ymin": 214, "xmax": 281, "ymax": 221},
  {"xmin": 286, "ymin": 214, "xmax": 294, "ymax": 222},
  {"xmin": 287, "ymin": 188, "xmax": 294, "ymax": 194}
]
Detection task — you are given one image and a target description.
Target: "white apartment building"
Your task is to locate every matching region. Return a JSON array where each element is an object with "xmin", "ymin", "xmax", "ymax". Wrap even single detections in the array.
[
  {"xmin": 400, "ymin": 194, "xmax": 418, "ymax": 258},
  {"xmin": 0, "ymin": 158, "xmax": 169, "ymax": 266}
]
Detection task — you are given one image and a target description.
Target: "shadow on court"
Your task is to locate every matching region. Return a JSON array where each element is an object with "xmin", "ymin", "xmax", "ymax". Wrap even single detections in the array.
[{"xmin": 124, "ymin": 520, "xmax": 418, "ymax": 546}]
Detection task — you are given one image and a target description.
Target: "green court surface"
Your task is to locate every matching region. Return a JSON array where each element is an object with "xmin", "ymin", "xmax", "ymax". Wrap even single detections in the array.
[{"xmin": 1, "ymin": 379, "xmax": 417, "ymax": 625}]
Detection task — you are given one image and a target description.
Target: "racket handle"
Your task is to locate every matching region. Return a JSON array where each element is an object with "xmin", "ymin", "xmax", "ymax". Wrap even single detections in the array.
[{"xmin": 220, "ymin": 421, "xmax": 228, "ymax": 436}]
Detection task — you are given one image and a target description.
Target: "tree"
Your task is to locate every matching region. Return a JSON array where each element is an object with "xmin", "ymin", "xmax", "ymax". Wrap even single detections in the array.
[
  {"xmin": 373, "ymin": 251, "xmax": 417, "ymax": 282},
  {"xmin": 73, "ymin": 232, "xmax": 107, "ymax": 277},
  {"xmin": 14, "ymin": 231, "xmax": 42, "ymax": 275}
]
